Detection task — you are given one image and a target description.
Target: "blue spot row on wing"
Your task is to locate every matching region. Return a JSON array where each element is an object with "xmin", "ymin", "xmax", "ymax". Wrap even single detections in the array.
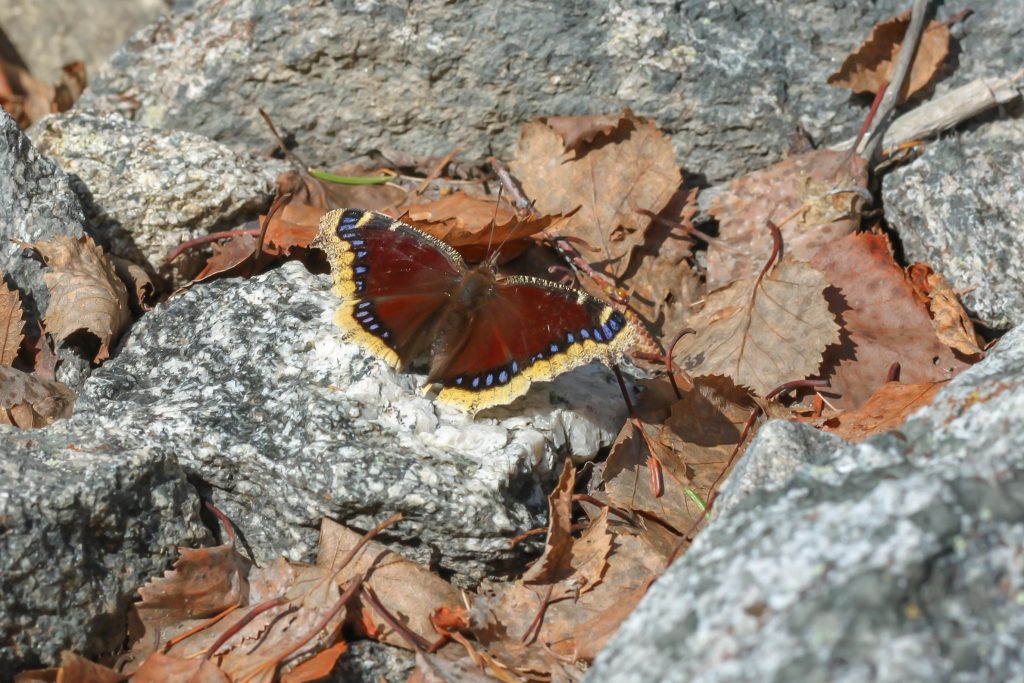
[
  {"xmin": 446, "ymin": 309, "xmax": 628, "ymax": 393},
  {"xmin": 351, "ymin": 302, "xmax": 395, "ymax": 347}
]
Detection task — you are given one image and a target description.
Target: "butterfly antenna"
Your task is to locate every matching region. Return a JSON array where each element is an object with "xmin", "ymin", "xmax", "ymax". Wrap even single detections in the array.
[{"xmin": 484, "ymin": 183, "xmax": 504, "ymax": 261}]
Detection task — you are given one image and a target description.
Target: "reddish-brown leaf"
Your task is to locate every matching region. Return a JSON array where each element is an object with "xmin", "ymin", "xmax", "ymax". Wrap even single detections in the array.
[
  {"xmin": 192, "ymin": 234, "xmax": 265, "ymax": 283},
  {"xmin": 260, "ymin": 203, "xmax": 327, "ymax": 256},
  {"xmin": 827, "ymin": 11, "xmax": 950, "ymax": 100},
  {"xmin": 131, "ymin": 652, "xmax": 229, "ymax": 683},
  {"xmin": 707, "ymin": 149, "xmax": 868, "ymax": 290},
  {"xmin": 510, "ymin": 113, "xmax": 681, "ymax": 273},
  {"xmin": 810, "ymin": 232, "xmax": 974, "ymax": 408},
  {"xmin": 276, "ymin": 166, "xmax": 406, "ymax": 211},
  {"xmin": 819, "ymin": 381, "xmax": 943, "ymax": 441},
  {"xmin": 400, "ymin": 192, "xmax": 571, "ymax": 262},
  {"xmin": 314, "ymin": 519, "xmax": 463, "ymax": 649}
]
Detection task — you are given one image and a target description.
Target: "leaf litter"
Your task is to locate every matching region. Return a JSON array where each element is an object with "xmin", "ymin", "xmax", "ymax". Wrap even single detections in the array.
[{"xmin": 16, "ymin": 13, "xmax": 1001, "ymax": 678}]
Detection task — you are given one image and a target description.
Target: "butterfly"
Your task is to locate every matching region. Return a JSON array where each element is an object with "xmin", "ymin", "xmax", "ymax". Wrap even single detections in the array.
[{"xmin": 314, "ymin": 209, "xmax": 635, "ymax": 413}]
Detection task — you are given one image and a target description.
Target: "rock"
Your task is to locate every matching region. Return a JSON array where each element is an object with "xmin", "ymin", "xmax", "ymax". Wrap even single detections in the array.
[
  {"xmin": 329, "ymin": 640, "xmax": 415, "ymax": 683},
  {"xmin": 31, "ymin": 110, "xmax": 284, "ymax": 282},
  {"xmin": 51, "ymin": 262, "xmax": 626, "ymax": 583},
  {"xmin": 0, "ymin": 110, "xmax": 95, "ymax": 388},
  {"xmin": 76, "ymin": 0, "xmax": 922, "ymax": 184},
  {"xmin": 883, "ymin": 117, "xmax": 1024, "ymax": 330},
  {"xmin": 587, "ymin": 324, "xmax": 1024, "ymax": 682},
  {"xmin": 0, "ymin": 110, "xmax": 87, "ymax": 322},
  {"xmin": 0, "ymin": 430, "xmax": 209, "ymax": 671},
  {"xmin": 0, "ymin": 0, "xmax": 170, "ymax": 81}
]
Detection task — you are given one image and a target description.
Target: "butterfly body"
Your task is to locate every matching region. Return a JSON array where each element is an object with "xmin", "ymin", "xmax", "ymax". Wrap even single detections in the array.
[{"xmin": 314, "ymin": 209, "xmax": 634, "ymax": 413}]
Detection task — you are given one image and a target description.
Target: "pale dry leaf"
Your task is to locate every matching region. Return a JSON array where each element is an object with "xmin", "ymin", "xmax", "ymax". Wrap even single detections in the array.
[
  {"xmin": 540, "ymin": 112, "xmax": 630, "ymax": 153},
  {"xmin": 0, "ymin": 281, "xmax": 25, "ymax": 366},
  {"xmin": 510, "ymin": 114, "xmax": 681, "ymax": 272},
  {"xmin": 0, "ymin": 366, "xmax": 75, "ymax": 428},
  {"xmin": 25, "ymin": 235, "xmax": 132, "ymax": 363},
  {"xmin": 675, "ymin": 259, "xmax": 840, "ymax": 396},
  {"xmin": 819, "ymin": 381, "xmax": 943, "ymax": 441},
  {"xmin": 907, "ymin": 263, "xmax": 982, "ymax": 356},
  {"xmin": 707, "ymin": 149, "xmax": 868, "ymax": 290},
  {"xmin": 111, "ymin": 256, "xmax": 157, "ymax": 312}
]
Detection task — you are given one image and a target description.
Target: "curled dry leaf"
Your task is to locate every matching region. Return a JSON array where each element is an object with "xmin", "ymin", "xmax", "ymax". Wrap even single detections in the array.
[
  {"xmin": 111, "ymin": 256, "xmax": 158, "ymax": 313},
  {"xmin": 707, "ymin": 149, "xmax": 868, "ymax": 290},
  {"xmin": 675, "ymin": 259, "xmax": 840, "ymax": 397},
  {"xmin": 22, "ymin": 235, "xmax": 132, "ymax": 363},
  {"xmin": 261, "ymin": 203, "xmax": 328, "ymax": 256},
  {"xmin": 818, "ymin": 381, "xmax": 944, "ymax": 441},
  {"xmin": 0, "ymin": 281, "xmax": 25, "ymax": 367},
  {"xmin": 510, "ymin": 113, "xmax": 681, "ymax": 272},
  {"xmin": 906, "ymin": 263, "xmax": 982, "ymax": 356},
  {"xmin": 827, "ymin": 10, "xmax": 951, "ymax": 100},
  {"xmin": 810, "ymin": 232, "xmax": 974, "ymax": 408},
  {"xmin": 13, "ymin": 650, "xmax": 126, "ymax": 683},
  {"xmin": 0, "ymin": 366, "xmax": 75, "ymax": 429},
  {"xmin": 276, "ymin": 165, "xmax": 407, "ymax": 211}
]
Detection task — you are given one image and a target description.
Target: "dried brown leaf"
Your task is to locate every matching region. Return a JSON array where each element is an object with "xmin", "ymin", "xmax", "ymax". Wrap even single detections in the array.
[
  {"xmin": 510, "ymin": 114, "xmax": 681, "ymax": 272},
  {"xmin": 820, "ymin": 381, "xmax": 943, "ymax": 441},
  {"xmin": 131, "ymin": 652, "xmax": 229, "ymax": 683},
  {"xmin": 0, "ymin": 366, "xmax": 75, "ymax": 428},
  {"xmin": 810, "ymin": 232, "xmax": 973, "ymax": 408},
  {"xmin": 260, "ymin": 203, "xmax": 326, "ymax": 256},
  {"xmin": 522, "ymin": 460, "xmax": 576, "ymax": 585},
  {"xmin": 400, "ymin": 192, "xmax": 571, "ymax": 262},
  {"xmin": 827, "ymin": 11, "xmax": 950, "ymax": 100},
  {"xmin": 276, "ymin": 166, "xmax": 407, "ymax": 211},
  {"xmin": 540, "ymin": 112, "xmax": 630, "ymax": 153},
  {"xmin": 707, "ymin": 149, "xmax": 868, "ymax": 290},
  {"xmin": 192, "ymin": 234, "xmax": 263, "ymax": 283},
  {"xmin": 23, "ymin": 235, "xmax": 132, "ymax": 363},
  {"xmin": 907, "ymin": 263, "xmax": 982, "ymax": 356},
  {"xmin": 13, "ymin": 651, "xmax": 125, "ymax": 683},
  {"xmin": 315, "ymin": 519, "xmax": 462, "ymax": 649},
  {"xmin": 111, "ymin": 256, "xmax": 158, "ymax": 313},
  {"xmin": 0, "ymin": 281, "xmax": 25, "ymax": 366},
  {"xmin": 675, "ymin": 259, "xmax": 840, "ymax": 396}
]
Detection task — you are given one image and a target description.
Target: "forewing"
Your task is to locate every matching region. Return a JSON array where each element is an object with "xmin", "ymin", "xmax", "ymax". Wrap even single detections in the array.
[{"xmin": 315, "ymin": 209, "xmax": 464, "ymax": 366}]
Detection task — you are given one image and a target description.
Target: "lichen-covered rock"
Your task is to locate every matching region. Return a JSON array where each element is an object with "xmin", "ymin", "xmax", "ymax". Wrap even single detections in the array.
[
  {"xmin": 31, "ymin": 110, "xmax": 284, "ymax": 282},
  {"xmin": 587, "ymin": 324, "xmax": 1024, "ymax": 683},
  {"xmin": 0, "ymin": 431, "xmax": 209, "ymax": 671},
  {"xmin": 75, "ymin": 0, "xmax": 926, "ymax": 184},
  {"xmin": 60, "ymin": 262, "xmax": 626, "ymax": 582},
  {"xmin": 883, "ymin": 117, "xmax": 1024, "ymax": 330}
]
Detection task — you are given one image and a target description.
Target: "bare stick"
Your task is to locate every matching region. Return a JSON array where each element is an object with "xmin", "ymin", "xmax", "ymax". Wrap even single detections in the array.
[{"xmin": 861, "ymin": 0, "xmax": 933, "ymax": 161}]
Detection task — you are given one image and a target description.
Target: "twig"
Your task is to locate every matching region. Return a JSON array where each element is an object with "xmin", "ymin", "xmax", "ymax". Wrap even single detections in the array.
[{"xmin": 861, "ymin": 0, "xmax": 934, "ymax": 161}]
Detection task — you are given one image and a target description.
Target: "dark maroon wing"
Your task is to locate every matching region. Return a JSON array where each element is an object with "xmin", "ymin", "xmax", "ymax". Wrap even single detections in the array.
[
  {"xmin": 315, "ymin": 209, "xmax": 465, "ymax": 366},
  {"xmin": 434, "ymin": 276, "xmax": 634, "ymax": 412}
]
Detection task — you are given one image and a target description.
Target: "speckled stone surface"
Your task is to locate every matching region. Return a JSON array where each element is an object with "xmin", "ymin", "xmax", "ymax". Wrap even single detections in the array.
[
  {"xmin": 883, "ymin": 116, "xmax": 1024, "ymax": 330},
  {"xmin": 0, "ymin": 430, "xmax": 209, "ymax": 671},
  {"xmin": 587, "ymin": 324, "xmax": 1024, "ymax": 683},
  {"xmin": 60, "ymin": 261, "xmax": 626, "ymax": 582},
  {"xmin": 0, "ymin": 110, "xmax": 86, "ymax": 324},
  {"xmin": 71, "ymin": 0, "xmax": 937, "ymax": 184},
  {"xmin": 329, "ymin": 640, "xmax": 415, "ymax": 683},
  {"xmin": 31, "ymin": 110, "xmax": 284, "ymax": 282}
]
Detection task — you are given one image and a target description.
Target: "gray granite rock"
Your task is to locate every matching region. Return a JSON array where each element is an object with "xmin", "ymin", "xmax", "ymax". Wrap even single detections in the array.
[
  {"xmin": 43, "ymin": 261, "xmax": 626, "ymax": 583},
  {"xmin": 0, "ymin": 110, "xmax": 86, "ymax": 323},
  {"xmin": 587, "ymin": 324, "xmax": 1024, "ymax": 682},
  {"xmin": 0, "ymin": 430, "xmax": 209, "ymax": 672},
  {"xmin": 74, "ymin": 0, "xmax": 932, "ymax": 184},
  {"xmin": 884, "ymin": 116, "xmax": 1024, "ymax": 330},
  {"xmin": 0, "ymin": 110, "xmax": 95, "ymax": 389},
  {"xmin": 330, "ymin": 640, "xmax": 415, "ymax": 683},
  {"xmin": 31, "ymin": 111, "xmax": 284, "ymax": 283}
]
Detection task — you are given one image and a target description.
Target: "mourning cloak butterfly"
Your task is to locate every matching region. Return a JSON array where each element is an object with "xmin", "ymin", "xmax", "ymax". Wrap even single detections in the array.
[{"xmin": 314, "ymin": 209, "xmax": 635, "ymax": 412}]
